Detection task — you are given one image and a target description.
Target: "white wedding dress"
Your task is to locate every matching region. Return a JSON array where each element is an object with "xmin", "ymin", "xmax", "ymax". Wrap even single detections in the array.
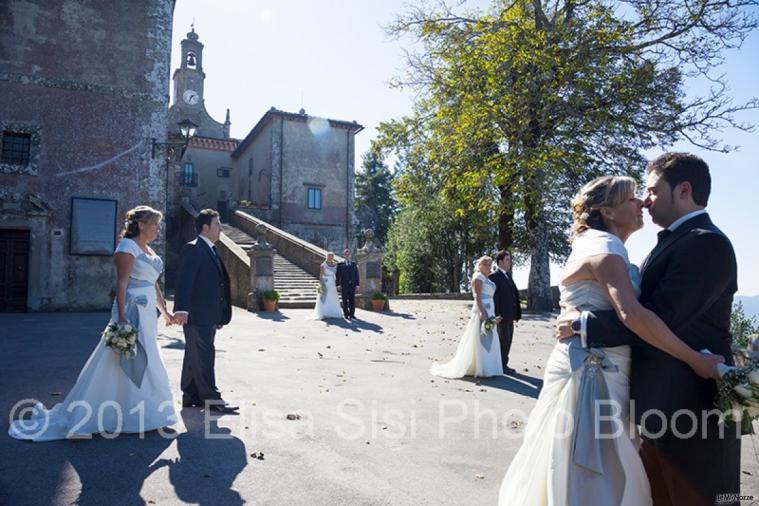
[
  {"xmin": 8, "ymin": 238, "xmax": 176, "ymax": 441},
  {"xmin": 313, "ymin": 261, "xmax": 343, "ymax": 319},
  {"xmin": 498, "ymin": 229, "xmax": 651, "ymax": 505},
  {"xmin": 430, "ymin": 272, "xmax": 503, "ymax": 378}
]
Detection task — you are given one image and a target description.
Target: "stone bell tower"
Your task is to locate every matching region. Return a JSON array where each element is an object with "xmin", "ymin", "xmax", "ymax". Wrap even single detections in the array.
[{"xmin": 168, "ymin": 25, "xmax": 229, "ymax": 139}]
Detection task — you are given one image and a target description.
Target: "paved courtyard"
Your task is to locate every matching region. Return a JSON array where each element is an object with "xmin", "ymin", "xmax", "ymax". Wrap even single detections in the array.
[{"xmin": 1, "ymin": 301, "xmax": 757, "ymax": 505}]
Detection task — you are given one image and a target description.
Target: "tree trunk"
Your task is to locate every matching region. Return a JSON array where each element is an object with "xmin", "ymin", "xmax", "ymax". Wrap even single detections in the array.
[
  {"xmin": 497, "ymin": 185, "xmax": 515, "ymax": 251},
  {"xmin": 524, "ymin": 165, "xmax": 553, "ymax": 312},
  {"xmin": 527, "ymin": 213, "xmax": 553, "ymax": 311}
]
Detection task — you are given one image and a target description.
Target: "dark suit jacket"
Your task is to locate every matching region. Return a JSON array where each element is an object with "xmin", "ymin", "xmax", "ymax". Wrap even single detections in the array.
[
  {"xmin": 336, "ymin": 261, "xmax": 359, "ymax": 289},
  {"xmin": 585, "ymin": 213, "xmax": 737, "ymax": 428},
  {"xmin": 174, "ymin": 237, "xmax": 232, "ymax": 326},
  {"xmin": 489, "ymin": 270, "xmax": 522, "ymax": 321}
]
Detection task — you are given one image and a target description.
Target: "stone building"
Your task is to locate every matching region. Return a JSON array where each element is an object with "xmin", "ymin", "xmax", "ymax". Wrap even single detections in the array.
[
  {"xmin": 167, "ymin": 28, "xmax": 364, "ymax": 253},
  {"xmin": 0, "ymin": 0, "xmax": 175, "ymax": 311},
  {"xmin": 231, "ymin": 108, "xmax": 363, "ymax": 251}
]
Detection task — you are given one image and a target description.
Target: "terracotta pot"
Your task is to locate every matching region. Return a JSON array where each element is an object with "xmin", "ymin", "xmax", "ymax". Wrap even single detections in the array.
[
  {"xmin": 262, "ymin": 299, "xmax": 278, "ymax": 312},
  {"xmin": 371, "ymin": 299, "xmax": 385, "ymax": 311}
]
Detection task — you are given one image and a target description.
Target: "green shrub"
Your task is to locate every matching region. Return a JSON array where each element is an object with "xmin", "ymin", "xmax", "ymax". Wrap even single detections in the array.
[{"xmin": 261, "ymin": 290, "xmax": 280, "ymax": 302}]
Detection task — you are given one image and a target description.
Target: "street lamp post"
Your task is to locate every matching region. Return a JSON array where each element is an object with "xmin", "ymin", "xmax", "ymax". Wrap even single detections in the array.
[{"xmin": 151, "ymin": 119, "xmax": 198, "ymax": 159}]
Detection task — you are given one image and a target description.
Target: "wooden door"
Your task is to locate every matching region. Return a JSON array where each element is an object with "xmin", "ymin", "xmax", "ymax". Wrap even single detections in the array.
[{"xmin": 0, "ymin": 229, "xmax": 29, "ymax": 312}]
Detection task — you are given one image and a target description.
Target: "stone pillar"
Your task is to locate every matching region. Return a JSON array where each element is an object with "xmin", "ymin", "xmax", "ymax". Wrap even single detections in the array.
[
  {"xmin": 355, "ymin": 229, "xmax": 387, "ymax": 310},
  {"xmin": 247, "ymin": 224, "xmax": 276, "ymax": 311}
]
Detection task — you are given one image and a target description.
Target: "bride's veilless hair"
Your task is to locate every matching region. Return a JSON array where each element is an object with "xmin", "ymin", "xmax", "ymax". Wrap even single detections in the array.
[
  {"xmin": 474, "ymin": 255, "xmax": 493, "ymax": 272},
  {"xmin": 570, "ymin": 175, "xmax": 637, "ymax": 239},
  {"xmin": 119, "ymin": 206, "xmax": 163, "ymax": 239}
]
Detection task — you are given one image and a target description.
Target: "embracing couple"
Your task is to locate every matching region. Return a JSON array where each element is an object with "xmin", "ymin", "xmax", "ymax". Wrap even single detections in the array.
[
  {"xmin": 499, "ymin": 153, "xmax": 741, "ymax": 505},
  {"xmin": 9, "ymin": 208, "xmax": 236, "ymax": 442}
]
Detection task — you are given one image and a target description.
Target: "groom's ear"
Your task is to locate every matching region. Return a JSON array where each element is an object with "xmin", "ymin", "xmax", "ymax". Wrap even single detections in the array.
[{"xmin": 675, "ymin": 181, "xmax": 693, "ymax": 202}]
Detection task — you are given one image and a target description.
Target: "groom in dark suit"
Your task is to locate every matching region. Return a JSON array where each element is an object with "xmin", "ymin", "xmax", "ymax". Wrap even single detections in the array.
[
  {"xmin": 336, "ymin": 248, "xmax": 360, "ymax": 319},
  {"xmin": 568, "ymin": 153, "xmax": 740, "ymax": 505},
  {"xmin": 489, "ymin": 250, "xmax": 521, "ymax": 374},
  {"xmin": 173, "ymin": 209, "xmax": 237, "ymax": 414}
]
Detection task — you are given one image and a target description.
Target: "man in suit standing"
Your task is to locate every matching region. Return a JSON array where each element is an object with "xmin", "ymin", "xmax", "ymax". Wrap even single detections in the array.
[
  {"xmin": 336, "ymin": 248, "xmax": 360, "ymax": 320},
  {"xmin": 564, "ymin": 153, "xmax": 739, "ymax": 505},
  {"xmin": 173, "ymin": 209, "xmax": 238, "ymax": 414},
  {"xmin": 489, "ymin": 250, "xmax": 521, "ymax": 375}
]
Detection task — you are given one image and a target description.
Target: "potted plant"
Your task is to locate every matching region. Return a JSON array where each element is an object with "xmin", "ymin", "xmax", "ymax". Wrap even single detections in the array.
[
  {"xmin": 261, "ymin": 290, "xmax": 280, "ymax": 312},
  {"xmin": 371, "ymin": 292, "xmax": 387, "ymax": 311}
]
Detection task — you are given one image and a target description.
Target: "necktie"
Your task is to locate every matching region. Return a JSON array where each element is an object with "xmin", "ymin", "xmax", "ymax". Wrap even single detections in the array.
[{"xmin": 656, "ymin": 229, "xmax": 672, "ymax": 246}]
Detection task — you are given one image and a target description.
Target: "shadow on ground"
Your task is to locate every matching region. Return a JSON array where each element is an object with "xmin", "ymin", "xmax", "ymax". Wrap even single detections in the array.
[
  {"xmin": 460, "ymin": 371, "xmax": 543, "ymax": 399},
  {"xmin": 155, "ymin": 409, "xmax": 248, "ymax": 506}
]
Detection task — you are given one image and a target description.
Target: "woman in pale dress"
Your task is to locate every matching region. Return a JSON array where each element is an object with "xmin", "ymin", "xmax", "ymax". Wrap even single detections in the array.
[
  {"xmin": 9, "ymin": 206, "xmax": 177, "ymax": 441},
  {"xmin": 313, "ymin": 251, "xmax": 343, "ymax": 319},
  {"xmin": 498, "ymin": 176, "xmax": 722, "ymax": 505},
  {"xmin": 430, "ymin": 255, "xmax": 503, "ymax": 379}
]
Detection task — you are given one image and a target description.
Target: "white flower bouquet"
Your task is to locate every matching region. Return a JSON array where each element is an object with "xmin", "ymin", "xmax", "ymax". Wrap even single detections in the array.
[
  {"xmin": 710, "ymin": 352, "xmax": 759, "ymax": 434},
  {"xmin": 103, "ymin": 322, "xmax": 138, "ymax": 359},
  {"xmin": 481, "ymin": 316, "xmax": 497, "ymax": 336}
]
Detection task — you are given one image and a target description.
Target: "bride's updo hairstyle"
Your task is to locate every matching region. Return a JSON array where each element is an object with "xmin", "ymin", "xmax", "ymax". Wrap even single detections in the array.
[
  {"xmin": 571, "ymin": 175, "xmax": 636, "ymax": 239},
  {"xmin": 474, "ymin": 255, "xmax": 493, "ymax": 272},
  {"xmin": 120, "ymin": 206, "xmax": 163, "ymax": 239}
]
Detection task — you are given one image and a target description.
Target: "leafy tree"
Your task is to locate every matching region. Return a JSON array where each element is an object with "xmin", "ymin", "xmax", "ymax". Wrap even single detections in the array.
[
  {"xmin": 354, "ymin": 151, "xmax": 397, "ymax": 247},
  {"xmin": 382, "ymin": 0, "xmax": 757, "ymax": 309},
  {"xmin": 731, "ymin": 301, "xmax": 759, "ymax": 348}
]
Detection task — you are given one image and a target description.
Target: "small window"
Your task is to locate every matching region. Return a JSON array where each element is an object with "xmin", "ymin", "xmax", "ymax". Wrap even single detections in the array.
[
  {"xmin": 181, "ymin": 162, "xmax": 197, "ymax": 186},
  {"xmin": 307, "ymin": 187, "xmax": 322, "ymax": 209},
  {"xmin": 1, "ymin": 131, "xmax": 32, "ymax": 166},
  {"xmin": 217, "ymin": 167, "xmax": 231, "ymax": 178}
]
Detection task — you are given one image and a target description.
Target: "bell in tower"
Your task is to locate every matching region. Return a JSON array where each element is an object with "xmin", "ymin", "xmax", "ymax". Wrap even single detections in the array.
[{"xmin": 186, "ymin": 52, "xmax": 197, "ymax": 68}]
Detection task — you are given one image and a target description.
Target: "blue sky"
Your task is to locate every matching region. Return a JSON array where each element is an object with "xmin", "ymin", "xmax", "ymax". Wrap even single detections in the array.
[{"xmin": 171, "ymin": 1, "xmax": 759, "ymax": 296}]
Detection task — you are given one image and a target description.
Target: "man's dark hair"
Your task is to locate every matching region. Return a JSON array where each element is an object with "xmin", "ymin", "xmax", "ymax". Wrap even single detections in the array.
[
  {"xmin": 647, "ymin": 152, "xmax": 711, "ymax": 206},
  {"xmin": 495, "ymin": 250, "xmax": 511, "ymax": 264},
  {"xmin": 195, "ymin": 208, "xmax": 220, "ymax": 234}
]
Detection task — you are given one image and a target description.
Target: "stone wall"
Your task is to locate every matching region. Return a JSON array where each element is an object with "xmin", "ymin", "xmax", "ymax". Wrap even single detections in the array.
[
  {"xmin": 178, "ymin": 142, "xmax": 238, "ymax": 213},
  {"xmin": 279, "ymin": 118, "xmax": 355, "ymax": 251},
  {"xmin": 231, "ymin": 109, "xmax": 361, "ymax": 253},
  {"xmin": 0, "ymin": 0, "xmax": 175, "ymax": 311}
]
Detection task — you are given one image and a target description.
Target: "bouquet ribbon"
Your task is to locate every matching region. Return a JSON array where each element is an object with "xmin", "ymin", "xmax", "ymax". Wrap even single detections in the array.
[
  {"xmin": 119, "ymin": 293, "xmax": 149, "ymax": 388},
  {"xmin": 566, "ymin": 338, "xmax": 625, "ymax": 506}
]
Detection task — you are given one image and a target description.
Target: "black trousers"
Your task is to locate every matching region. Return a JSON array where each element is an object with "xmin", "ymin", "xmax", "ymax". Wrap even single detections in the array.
[
  {"xmin": 496, "ymin": 319, "xmax": 514, "ymax": 369},
  {"xmin": 181, "ymin": 324, "xmax": 221, "ymax": 402},
  {"xmin": 640, "ymin": 424, "xmax": 741, "ymax": 506},
  {"xmin": 341, "ymin": 285, "xmax": 356, "ymax": 317}
]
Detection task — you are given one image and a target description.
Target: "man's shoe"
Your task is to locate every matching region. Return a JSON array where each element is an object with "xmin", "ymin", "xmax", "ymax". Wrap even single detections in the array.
[
  {"xmin": 208, "ymin": 404, "xmax": 239, "ymax": 415},
  {"xmin": 503, "ymin": 367, "xmax": 516, "ymax": 375},
  {"xmin": 182, "ymin": 399, "xmax": 201, "ymax": 408},
  {"xmin": 206, "ymin": 399, "xmax": 240, "ymax": 411}
]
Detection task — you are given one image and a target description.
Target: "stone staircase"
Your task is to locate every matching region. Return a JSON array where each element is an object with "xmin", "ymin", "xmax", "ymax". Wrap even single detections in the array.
[{"xmin": 221, "ymin": 223, "xmax": 319, "ymax": 308}]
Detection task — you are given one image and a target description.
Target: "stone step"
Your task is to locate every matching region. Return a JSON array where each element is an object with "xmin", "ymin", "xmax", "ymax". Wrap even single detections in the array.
[{"xmin": 221, "ymin": 222, "xmax": 321, "ymax": 311}]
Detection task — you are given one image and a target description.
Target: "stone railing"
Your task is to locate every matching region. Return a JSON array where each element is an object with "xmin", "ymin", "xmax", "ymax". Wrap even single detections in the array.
[{"xmin": 230, "ymin": 210, "xmax": 343, "ymax": 276}]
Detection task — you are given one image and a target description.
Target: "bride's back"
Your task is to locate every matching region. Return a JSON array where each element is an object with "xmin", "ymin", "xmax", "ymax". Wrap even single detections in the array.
[{"xmin": 559, "ymin": 229, "xmax": 639, "ymax": 320}]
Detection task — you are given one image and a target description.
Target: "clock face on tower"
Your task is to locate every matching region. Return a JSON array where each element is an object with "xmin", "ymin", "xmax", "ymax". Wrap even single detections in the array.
[{"xmin": 183, "ymin": 89, "xmax": 200, "ymax": 105}]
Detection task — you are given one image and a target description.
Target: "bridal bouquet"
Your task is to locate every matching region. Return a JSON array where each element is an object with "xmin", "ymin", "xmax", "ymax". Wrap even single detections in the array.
[
  {"xmin": 713, "ymin": 359, "xmax": 759, "ymax": 434},
  {"xmin": 481, "ymin": 316, "xmax": 497, "ymax": 336},
  {"xmin": 103, "ymin": 322, "xmax": 138, "ymax": 359}
]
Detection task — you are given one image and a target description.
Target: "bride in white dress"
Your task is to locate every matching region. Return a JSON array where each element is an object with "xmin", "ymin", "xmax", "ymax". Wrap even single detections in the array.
[
  {"xmin": 430, "ymin": 255, "xmax": 503, "ymax": 378},
  {"xmin": 313, "ymin": 252, "xmax": 343, "ymax": 319},
  {"xmin": 498, "ymin": 176, "xmax": 722, "ymax": 505},
  {"xmin": 9, "ymin": 206, "xmax": 177, "ymax": 441}
]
